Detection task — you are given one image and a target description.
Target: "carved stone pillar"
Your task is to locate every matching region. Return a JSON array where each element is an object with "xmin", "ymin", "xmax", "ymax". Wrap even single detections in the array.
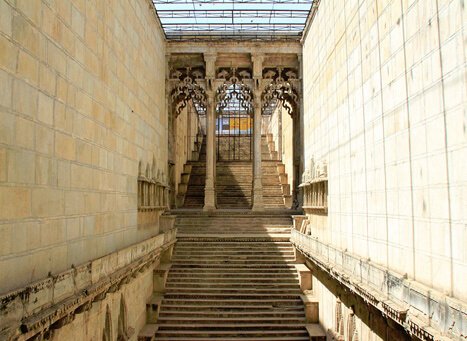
[
  {"xmin": 278, "ymin": 101, "xmax": 283, "ymax": 160},
  {"xmin": 252, "ymin": 94, "xmax": 264, "ymax": 211},
  {"xmin": 203, "ymin": 53, "xmax": 217, "ymax": 211},
  {"xmin": 251, "ymin": 54, "xmax": 264, "ymax": 211},
  {"xmin": 204, "ymin": 90, "xmax": 216, "ymax": 211}
]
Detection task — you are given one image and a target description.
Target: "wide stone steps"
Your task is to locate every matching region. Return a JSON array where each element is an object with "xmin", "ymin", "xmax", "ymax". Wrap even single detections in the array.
[
  {"xmin": 165, "ymin": 283, "xmax": 301, "ymax": 290},
  {"xmin": 154, "ymin": 212, "xmax": 309, "ymax": 340},
  {"xmin": 157, "ymin": 317, "xmax": 306, "ymax": 324},
  {"xmin": 155, "ymin": 331, "xmax": 309, "ymax": 341},
  {"xmin": 167, "ymin": 267, "xmax": 297, "ymax": 273},
  {"xmin": 159, "ymin": 310, "xmax": 305, "ymax": 318},
  {"xmin": 160, "ymin": 298, "xmax": 303, "ymax": 306},
  {"xmin": 173, "ymin": 250, "xmax": 294, "ymax": 256},
  {"xmin": 166, "ymin": 274, "xmax": 298, "ymax": 281}
]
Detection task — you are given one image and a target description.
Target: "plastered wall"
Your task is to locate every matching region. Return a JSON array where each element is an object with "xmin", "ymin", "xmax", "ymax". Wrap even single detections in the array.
[
  {"xmin": 302, "ymin": 0, "xmax": 466, "ymax": 303},
  {"xmin": 0, "ymin": 0, "xmax": 167, "ymax": 293}
]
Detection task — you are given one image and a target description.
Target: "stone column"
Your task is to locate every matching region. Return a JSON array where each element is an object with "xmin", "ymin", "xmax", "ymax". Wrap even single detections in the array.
[
  {"xmin": 251, "ymin": 53, "xmax": 264, "ymax": 211},
  {"xmin": 252, "ymin": 95, "xmax": 264, "ymax": 211},
  {"xmin": 278, "ymin": 101, "xmax": 283, "ymax": 160},
  {"xmin": 203, "ymin": 53, "xmax": 217, "ymax": 211},
  {"xmin": 203, "ymin": 91, "xmax": 216, "ymax": 211}
]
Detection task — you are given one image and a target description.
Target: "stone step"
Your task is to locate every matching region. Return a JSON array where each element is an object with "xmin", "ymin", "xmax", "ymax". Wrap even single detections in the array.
[
  {"xmin": 158, "ymin": 311, "xmax": 305, "ymax": 318},
  {"xmin": 155, "ymin": 333, "xmax": 309, "ymax": 341},
  {"xmin": 167, "ymin": 269, "xmax": 298, "ymax": 275},
  {"xmin": 173, "ymin": 249, "xmax": 293, "ymax": 254},
  {"xmin": 165, "ymin": 283, "xmax": 300, "ymax": 289},
  {"xmin": 157, "ymin": 317, "xmax": 306, "ymax": 324},
  {"xmin": 174, "ymin": 242, "xmax": 293, "ymax": 247},
  {"xmin": 157, "ymin": 323, "xmax": 307, "ymax": 329},
  {"xmin": 161, "ymin": 298, "xmax": 303, "ymax": 306},
  {"xmin": 159, "ymin": 304, "xmax": 305, "ymax": 312},
  {"xmin": 155, "ymin": 336, "xmax": 309, "ymax": 340},
  {"xmin": 166, "ymin": 277, "xmax": 299, "ymax": 283},
  {"xmin": 163, "ymin": 293, "xmax": 302, "ymax": 300}
]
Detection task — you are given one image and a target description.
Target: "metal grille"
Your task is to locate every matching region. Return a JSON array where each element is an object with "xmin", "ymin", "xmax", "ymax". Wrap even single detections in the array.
[{"xmin": 216, "ymin": 85, "xmax": 252, "ymax": 161}]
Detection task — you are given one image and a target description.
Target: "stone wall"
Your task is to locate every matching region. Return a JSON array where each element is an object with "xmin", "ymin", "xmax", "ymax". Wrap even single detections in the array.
[
  {"xmin": 174, "ymin": 103, "xmax": 199, "ymax": 195},
  {"xmin": 0, "ymin": 0, "xmax": 167, "ymax": 294},
  {"xmin": 302, "ymin": 0, "xmax": 466, "ymax": 335},
  {"xmin": 267, "ymin": 104, "xmax": 294, "ymax": 181}
]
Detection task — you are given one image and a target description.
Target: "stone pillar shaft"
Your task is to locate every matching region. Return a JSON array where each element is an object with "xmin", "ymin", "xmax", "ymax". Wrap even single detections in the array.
[
  {"xmin": 252, "ymin": 98, "xmax": 264, "ymax": 211},
  {"xmin": 204, "ymin": 93, "xmax": 216, "ymax": 211}
]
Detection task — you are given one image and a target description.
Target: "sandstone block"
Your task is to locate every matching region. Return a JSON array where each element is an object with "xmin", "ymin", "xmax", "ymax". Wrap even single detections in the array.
[
  {"xmin": 12, "ymin": 13, "xmax": 39, "ymax": 55},
  {"xmin": 16, "ymin": 0, "xmax": 41, "ymax": 26},
  {"xmin": 32, "ymin": 188, "xmax": 64, "ymax": 217},
  {"xmin": 13, "ymin": 79, "xmax": 38, "ymax": 118},
  {"xmin": 57, "ymin": 160, "xmax": 71, "ymax": 188},
  {"xmin": 38, "ymin": 92, "xmax": 54, "ymax": 125},
  {"xmin": 40, "ymin": 219, "xmax": 66, "ymax": 247},
  {"xmin": 0, "ymin": 69, "xmax": 12, "ymax": 108},
  {"xmin": 35, "ymin": 155, "xmax": 57, "ymax": 186},
  {"xmin": 15, "ymin": 116, "xmax": 34, "ymax": 149},
  {"xmin": 0, "ymin": 34, "xmax": 17, "ymax": 73},
  {"xmin": 7, "ymin": 149, "xmax": 35, "ymax": 184},
  {"xmin": 0, "ymin": 111, "xmax": 15, "ymax": 144},
  {"xmin": 0, "ymin": 0, "xmax": 12, "ymax": 37},
  {"xmin": 0, "ymin": 148, "xmax": 7, "ymax": 181},
  {"xmin": 35, "ymin": 125, "xmax": 55, "ymax": 156},
  {"xmin": 17, "ymin": 49, "xmax": 39, "ymax": 85},
  {"xmin": 0, "ymin": 186, "xmax": 31, "ymax": 220},
  {"xmin": 55, "ymin": 132, "xmax": 75, "ymax": 160}
]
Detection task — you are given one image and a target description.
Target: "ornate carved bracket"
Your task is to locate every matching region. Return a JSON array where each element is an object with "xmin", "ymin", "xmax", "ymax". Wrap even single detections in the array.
[
  {"xmin": 215, "ymin": 67, "xmax": 253, "ymax": 116},
  {"xmin": 169, "ymin": 67, "xmax": 207, "ymax": 116},
  {"xmin": 261, "ymin": 67, "xmax": 299, "ymax": 116}
]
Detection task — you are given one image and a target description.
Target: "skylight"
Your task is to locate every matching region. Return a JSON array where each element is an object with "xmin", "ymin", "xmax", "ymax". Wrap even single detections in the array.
[{"xmin": 152, "ymin": 0, "xmax": 314, "ymax": 41}]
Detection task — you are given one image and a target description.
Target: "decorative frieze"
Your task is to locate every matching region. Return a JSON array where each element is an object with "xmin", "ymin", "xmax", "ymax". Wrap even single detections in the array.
[
  {"xmin": 137, "ymin": 159, "xmax": 169, "ymax": 211},
  {"xmin": 0, "ymin": 229, "xmax": 177, "ymax": 341},
  {"xmin": 290, "ymin": 230, "xmax": 466, "ymax": 341},
  {"xmin": 300, "ymin": 158, "xmax": 328, "ymax": 213}
]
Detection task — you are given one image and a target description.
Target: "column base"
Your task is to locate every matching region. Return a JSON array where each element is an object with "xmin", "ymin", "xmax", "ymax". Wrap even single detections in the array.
[
  {"xmin": 251, "ymin": 192, "xmax": 264, "ymax": 211},
  {"xmin": 252, "ymin": 203, "xmax": 264, "ymax": 212},
  {"xmin": 203, "ymin": 187, "xmax": 216, "ymax": 211},
  {"xmin": 252, "ymin": 179, "xmax": 264, "ymax": 211}
]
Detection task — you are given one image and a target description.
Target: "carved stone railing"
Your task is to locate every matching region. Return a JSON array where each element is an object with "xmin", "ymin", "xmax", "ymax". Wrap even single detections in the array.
[
  {"xmin": 300, "ymin": 178, "xmax": 328, "ymax": 214},
  {"xmin": 290, "ymin": 230, "xmax": 466, "ymax": 341},
  {"xmin": 0, "ymin": 228, "xmax": 177, "ymax": 341}
]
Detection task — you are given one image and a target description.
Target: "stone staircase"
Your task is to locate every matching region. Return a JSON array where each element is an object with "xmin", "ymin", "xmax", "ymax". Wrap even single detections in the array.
[
  {"xmin": 178, "ymin": 135, "xmax": 290, "ymax": 209},
  {"xmin": 152, "ymin": 212, "xmax": 324, "ymax": 340},
  {"xmin": 177, "ymin": 137, "xmax": 206, "ymax": 208}
]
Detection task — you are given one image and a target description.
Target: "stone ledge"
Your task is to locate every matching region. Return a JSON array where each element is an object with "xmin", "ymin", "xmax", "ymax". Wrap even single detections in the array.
[
  {"xmin": 0, "ymin": 228, "xmax": 177, "ymax": 340},
  {"xmin": 290, "ymin": 230, "xmax": 465, "ymax": 341}
]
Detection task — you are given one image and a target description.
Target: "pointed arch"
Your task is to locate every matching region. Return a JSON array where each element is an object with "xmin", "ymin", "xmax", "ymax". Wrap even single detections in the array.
[
  {"xmin": 102, "ymin": 305, "xmax": 112, "ymax": 341},
  {"xmin": 117, "ymin": 295, "xmax": 129, "ymax": 341}
]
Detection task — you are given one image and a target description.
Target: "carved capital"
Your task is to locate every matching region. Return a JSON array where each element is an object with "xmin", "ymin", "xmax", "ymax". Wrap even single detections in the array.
[
  {"xmin": 251, "ymin": 53, "xmax": 265, "ymax": 78},
  {"xmin": 204, "ymin": 53, "xmax": 217, "ymax": 78}
]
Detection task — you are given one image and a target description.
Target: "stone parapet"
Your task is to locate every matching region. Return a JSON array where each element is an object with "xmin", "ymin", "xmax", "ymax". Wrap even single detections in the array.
[
  {"xmin": 291, "ymin": 230, "xmax": 465, "ymax": 341},
  {"xmin": 0, "ymin": 228, "xmax": 177, "ymax": 340}
]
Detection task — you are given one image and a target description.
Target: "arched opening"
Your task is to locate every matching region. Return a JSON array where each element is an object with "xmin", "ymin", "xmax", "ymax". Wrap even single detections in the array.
[
  {"xmin": 216, "ymin": 83, "xmax": 253, "ymax": 161},
  {"xmin": 214, "ymin": 76, "xmax": 253, "ymax": 208}
]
